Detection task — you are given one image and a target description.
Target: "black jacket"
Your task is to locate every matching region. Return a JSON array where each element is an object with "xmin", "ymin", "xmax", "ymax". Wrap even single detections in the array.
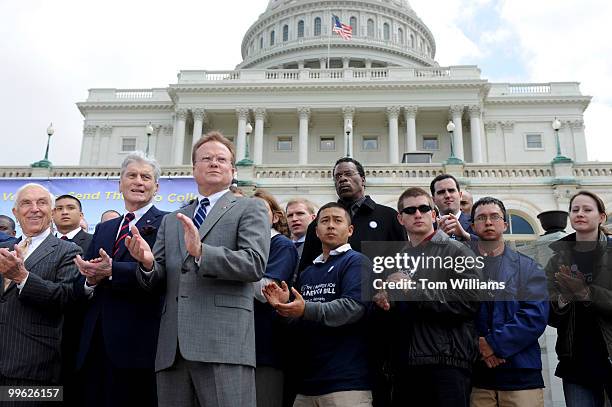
[
  {"xmin": 298, "ymin": 195, "xmax": 406, "ymax": 271},
  {"xmin": 390, "ymin": 230, "xmax": 482, "ymax": 371},
  {"xmin": 546, "ymin": 232, "xmax": 612, "ymax": 361}
]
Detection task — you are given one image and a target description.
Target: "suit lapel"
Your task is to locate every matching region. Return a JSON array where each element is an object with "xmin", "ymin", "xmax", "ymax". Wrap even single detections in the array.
[
  {"xmin": 198, "ymin": 192, "xmax": 237, "ymax": 241},
  {"xmin": 115, "ymin": 206, "xmax": 163, "ymax": 261},
  {"xmin": 24, "ymin": 234, "xmax": 58, "ymax": 271}
]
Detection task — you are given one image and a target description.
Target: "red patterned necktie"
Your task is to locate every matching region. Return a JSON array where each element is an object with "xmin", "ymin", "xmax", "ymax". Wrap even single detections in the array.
[
  {"xmin": 60, "ymin": 235, "xmax": 68, "ymax": 241},
  {"xmin": 113, "ymin": 212, "xmax": 135, "ymax": 256}
]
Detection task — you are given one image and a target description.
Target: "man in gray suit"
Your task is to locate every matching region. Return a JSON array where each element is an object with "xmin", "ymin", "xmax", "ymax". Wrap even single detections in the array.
[
  {"xmin": 128, "ymin": 131, "xmax": 270, "ymax": 407},
  {"xmin": 0, "ymin": 183, "xmax": 80, "ymax": 388}
]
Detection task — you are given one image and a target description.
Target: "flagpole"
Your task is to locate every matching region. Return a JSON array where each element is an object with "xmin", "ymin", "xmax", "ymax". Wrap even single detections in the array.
[{"xmin": 327, "ymin": 11, "xmax": 332, "ymax": 69}]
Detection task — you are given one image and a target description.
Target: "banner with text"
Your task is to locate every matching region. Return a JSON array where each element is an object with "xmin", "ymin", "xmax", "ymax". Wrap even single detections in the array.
[{"xmin": 0, "ymin": 178, "xmax": 200, "ymax": 234}]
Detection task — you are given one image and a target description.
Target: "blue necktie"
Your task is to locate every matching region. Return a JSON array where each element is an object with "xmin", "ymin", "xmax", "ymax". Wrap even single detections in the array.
[{"xmin": 193, "ymin": 198, "xmax": 210, "ymax": 230}]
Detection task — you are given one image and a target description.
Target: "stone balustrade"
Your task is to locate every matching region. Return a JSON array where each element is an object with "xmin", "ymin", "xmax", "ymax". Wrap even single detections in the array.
[{"xmin": 3, "ymin": 163, "xmax": 609, "ymax": 184}]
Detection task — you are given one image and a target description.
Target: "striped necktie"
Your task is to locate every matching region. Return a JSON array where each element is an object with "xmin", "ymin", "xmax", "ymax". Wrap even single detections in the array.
[
  {"xmin": 113, "ymin": 212, "xmax": 135, "ymax": 256},
  {"xmin": 193, "ymin": 198, "xmax": 210, "ymax": 230}
]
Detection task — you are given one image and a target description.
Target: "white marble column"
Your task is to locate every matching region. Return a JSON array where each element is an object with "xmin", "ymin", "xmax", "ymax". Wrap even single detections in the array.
[
  {"xmin": 342, "ymin": 107, "xmax": 355, "ymax": 157},
  {"xmin": 98, "ymin": 125, "xmax": 113, "ymax": 165},
  {"xmin": 298, "ymin": 107, "xmax": 310, "ymax": 165},
  {"xmin": 403, "ymin": 106, "xmax": 418, "ymax": 152},
  {"xmin": 82, "ymin": 125, "xmax": 97, "ymax": 165},
  {"xmin": 191, "ymin": 108, "xmax": 206, "ymax": 147},
  {"xmin": 501, "ymin": 121, "xmax": 514, "ymax": 163},
  {"xmin": 484, "ymin": 121, "xmax": 498, "ymax": 163},
  {"xmin": 253, "ymin": 108, "xmax": 266, "ymax": 165},
  {"xmin": 469, "ymin": 105, "xmax": 483, "ymax": 163},
  {"xmin": 342, "ymin": 57, "xmax": 350, "ymax": 69},
  {"xmin": 450, "ymin": 105, "xmax": 465, "ymax": 161},
  {"xmin": 569, "ymin": 120, "xmax": 587, "ymax": 161},
  {"xmin": 319, "ymin": 57, "xmax": 327, "ymax": 69},
  {"xmin": 235, "ymin": 108, "xmax": 249, "ymax": 162},
  {"xmin": 174, "ymin": 109, "xmax": 188, "ymax": 165},
  {"xmin": 387, "ymin": 106, "xmax": 401, "ymax": 164},
  {"xmin": 365, "ymin": 59, "xmax": 372, "ymax": 69}
]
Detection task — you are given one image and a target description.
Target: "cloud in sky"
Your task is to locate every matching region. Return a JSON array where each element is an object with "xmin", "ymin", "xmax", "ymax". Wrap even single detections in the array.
[{"xmin": 0, "ymin": 0, "xmax": 610, "ymax": 164}]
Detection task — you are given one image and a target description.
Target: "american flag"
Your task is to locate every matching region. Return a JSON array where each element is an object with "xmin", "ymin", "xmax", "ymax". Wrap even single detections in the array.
[{"xmin": 332, "ymin": 15, "xmax": 352, "ymax": 40}]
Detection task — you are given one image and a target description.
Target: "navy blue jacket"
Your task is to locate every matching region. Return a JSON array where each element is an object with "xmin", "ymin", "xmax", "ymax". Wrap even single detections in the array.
[
  {"xmin": 475, "ymin": 246, "xmax": 549, "ymax": 371},
  {"xmin": 75, "ymin": 206, "xmax": 167, "ymax": 370}
]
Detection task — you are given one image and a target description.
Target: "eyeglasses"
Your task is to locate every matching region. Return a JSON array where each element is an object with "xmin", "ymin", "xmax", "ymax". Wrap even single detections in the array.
[
  {"xmin": 401, "ymin": 205, "xmax": 432, "ymax": 215},
  {"xmin": 334, "ymin": 171, "xmax": 358, "ymax": 181},
  {"xmin": 195, "ymin": 155, "xmax": 230, "ymax": 165},
  {"xmin": 473, "ymin": 213, "xmax": 504, "ymax": 224}
]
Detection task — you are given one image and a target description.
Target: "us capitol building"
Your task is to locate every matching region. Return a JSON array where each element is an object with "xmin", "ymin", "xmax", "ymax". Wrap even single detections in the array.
[{"xmin": 3, "ymin": 1, "xmax": 611, "ymax": 404}]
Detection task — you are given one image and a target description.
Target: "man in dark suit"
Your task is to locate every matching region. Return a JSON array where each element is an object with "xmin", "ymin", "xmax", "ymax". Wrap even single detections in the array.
[
  {"xmin": 73, "ymin": 152, "xmax": 167, "ymax": 407},
  {"xmin": 53, "ymin": 194, "xmax": 93, "ymax": 252},
  {"xmin": 430, "ymin": 173, "xmax": 477, "ymax": 241},
  {"xmin": 0, "ymin": 183, "xmax": 81, "ymax": 392},
  {"xmin": 128, "ymin": 131, "xmax": 270, "ymax": 407},
  {"xmin": 51, "ymin": 194, "xmax": 93, "ymax": 406}
]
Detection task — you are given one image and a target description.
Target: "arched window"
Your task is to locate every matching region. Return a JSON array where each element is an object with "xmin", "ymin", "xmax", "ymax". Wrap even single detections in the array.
[
  {"xmin": 314, "ymin": 17, "xmax": 321, "ymax": 36},
  {"xmin": 270, "ymin": 30, "xmax": 275, "ymax": 46},
  {"xmin": 398, "ymin": 28, "xmax": 404, "ymax": 44},
  {"xmin": 283, "ymin": 24, "xmax": 289, "ymax": 42},
  {"xmin": 259, "ymin": 36, "xmax": 263, "ymax": 49},
  {"xmin": 350, "ymin": 16, "xmax": 357, "ymax": 36},
  {"xmin": 367, "ymin": 19, "xmax": 374, "ymax": 37},
  {"xmin": 297, "ymin": 20, "xmax": 305, "ymax": 37},
  {"xmin": 410, "ymin": 33, "xmax": 415, "ymax": 48},
  {"xmin": 504, "ymin": 213, "xmax": 536, "ymax": 235},
  {"xmin": 383, "ymin": 23, "xmax": 390, "ymax": 40}
]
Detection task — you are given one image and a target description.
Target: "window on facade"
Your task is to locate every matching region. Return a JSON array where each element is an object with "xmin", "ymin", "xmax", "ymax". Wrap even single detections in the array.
[
  {"xmin": 383, "ymin": 23, "xmax": 390, "ymax": 40},
  {"xmin": 422, "ymin": 136, "xmax": 439, "ymax": 151},
  {"xmin": 320, "ymin": 137, "xmax": 335, "ymax": 151},
  {"xmin": 121, "ymin": 138, "xmax": 136, "ymax": 152},
  {"xmin": 297, "ymin": 20, "xmax": 305, "ymax": 38},
  {"xmin": 270, "ymin": 30, "xmax": 275, "ymax": 46},
  {"xmin": 504, "ymin": 213, "xmax": 536, "ymax": 235},
  {"xmin": 260, "ymin": 36, "xmax": 263, "ymax": 49},
  {"xmin": 283, "ymin": 25, "xmax": 289, "ymax": 42},
  {"xmin": 350, "ymin": 16, "xmax": 357, "ymax": 35},
  {"xmin": 410, "ymin": 34, "xmax": 415, "ymax": 47},
  {"xmin": 367, "ymin": 19, "xmax": 374, "ymax": 37},
  {"xmin": 362, "ymin": 136, "xmax": 379, "ymax": 151},
  {"xmin": 525, "ymin": 134, "xmax": 543, "ymax": 149},
  {"xmin": 277, "ymin": 137, "xmax": 292, "ymax": 151},
  {"xmin": 398, "ymin": 28, "xmax": 404, "ymax": 44},
  {"xmin": 314, "ymin": 17, "xmax": 321, "ymax": 36}
]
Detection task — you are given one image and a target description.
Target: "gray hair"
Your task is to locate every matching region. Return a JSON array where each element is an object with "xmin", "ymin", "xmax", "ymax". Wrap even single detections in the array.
[
  {"xmin": 13, "ymin": 183, "xmax": 55, "ymax": 209},
  {"xmin": 120, "ymin": 151, "xmax": 161, "ymax": 182}
]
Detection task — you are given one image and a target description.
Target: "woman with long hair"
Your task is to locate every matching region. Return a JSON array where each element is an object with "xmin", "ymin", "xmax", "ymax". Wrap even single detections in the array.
[
  {"xmin": 252, "ymin": 189, "xmax": 298, "ymax": 407},
  {"xmin": 547, "ymin": 190, "xmax": 612, "ymax": 406}
]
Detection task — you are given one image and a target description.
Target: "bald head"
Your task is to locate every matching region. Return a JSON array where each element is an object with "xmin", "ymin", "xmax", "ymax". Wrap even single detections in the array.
[{"xmin": 460, "ymin": 191, "xmax": 473, "ymax": 217}]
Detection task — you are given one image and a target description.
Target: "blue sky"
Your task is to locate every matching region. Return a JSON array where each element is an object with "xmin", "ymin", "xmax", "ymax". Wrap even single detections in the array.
[{"xmin": 0, "ymin": 0, "xmax": 610, "ymax": 165}]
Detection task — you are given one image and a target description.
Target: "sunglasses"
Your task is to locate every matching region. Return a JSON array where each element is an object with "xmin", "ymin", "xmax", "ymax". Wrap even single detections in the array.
[{"xmin": 401, "ymin": 205, "xmax": 433, "ymax": 215}]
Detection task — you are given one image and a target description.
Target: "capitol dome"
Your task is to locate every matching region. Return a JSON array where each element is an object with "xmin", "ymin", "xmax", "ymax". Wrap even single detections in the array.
[{"xmin": 237, "ymin": 0, "xmax": 436, "ymax": 70}]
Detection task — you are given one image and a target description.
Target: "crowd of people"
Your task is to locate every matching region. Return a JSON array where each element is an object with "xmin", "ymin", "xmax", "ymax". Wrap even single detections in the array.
[{"xmin": 0, "ymin": 131, "xmax": 610, "ymax": 407}]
